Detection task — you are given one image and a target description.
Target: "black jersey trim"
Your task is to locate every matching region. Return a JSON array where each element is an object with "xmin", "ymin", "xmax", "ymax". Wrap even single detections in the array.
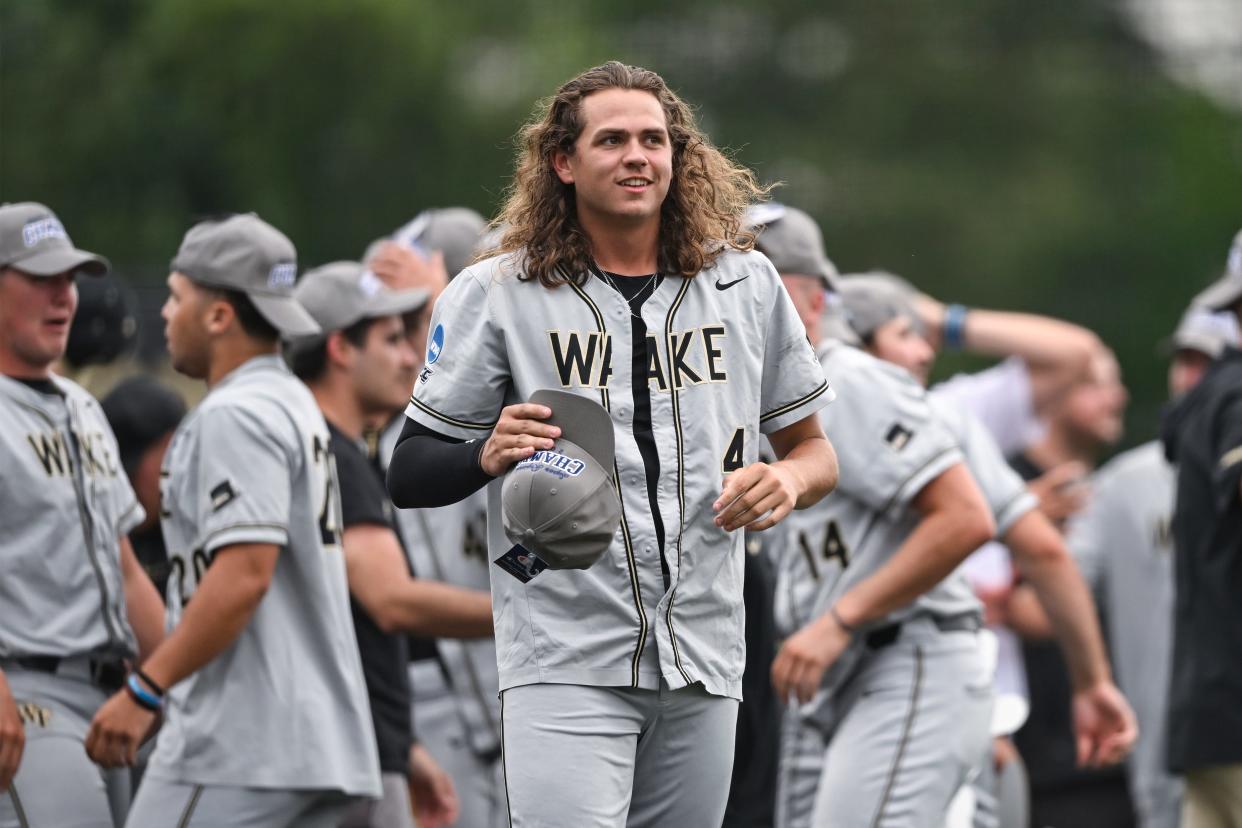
[
  {"xmin": 568, "ymin": 279, "xmax": 649, "ymax": 688},
  {"xmin": 9, "ymin": 784, "xmax": 29, "ymax": 828},
  {"xmin": 176, "ymin": 784, "xmax": 205, "ymax": 828},
  {"xmin": 759, "ymin": 379, "xmax": 831, "ymax": 424},
  {"xmin": 407, "ymin": 395, "xmax": 498, "ymax": 432},
  {"xmin": 663, "ymin": 277, "xmax": 695, "ymax": 686},
  {"xmin": 500, "ymin": 692, "xmax": 513, "ymax": 827}
]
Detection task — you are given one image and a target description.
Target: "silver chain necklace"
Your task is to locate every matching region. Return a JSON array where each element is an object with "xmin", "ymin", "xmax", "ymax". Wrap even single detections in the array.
[{"xmin": 597, "ymin": 267, "xmax": 660, "ymax": 320}]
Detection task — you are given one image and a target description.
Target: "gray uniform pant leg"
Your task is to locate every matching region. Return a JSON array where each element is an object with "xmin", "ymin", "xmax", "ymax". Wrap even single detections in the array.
[
  {"xmin": 811, "ymin": 626, "xmax": 993, "ymax": 828},
  {"xmin": 0, "ymin": 667, "xmax": 127, "ymax": 828},
  {"xmin": 500, "ymin": 681, "xmax": 737, "ymax": 828},
  {"xmin": 125, "ymin": 777, "xmax": 355, "ymax": 828},
  {"xmin": 339, "ymin": 773, "xmax": 414, "ymax": 828},
  {"xmin": 775, "ymin": 705, "xmax": 830, "ymax": 828},
  {"xmin": 969, "ymin": 747, "xmax": 1028, "ymax": 828},
  {"xmin": 408, "ymin": 662, "xmax": 504, "ymax": 828}
]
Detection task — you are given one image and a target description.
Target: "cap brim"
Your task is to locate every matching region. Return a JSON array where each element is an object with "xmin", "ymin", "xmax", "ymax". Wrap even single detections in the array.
[
  {"xmin": 363, "ymin": 287, "xmax": 430, "ymax": 319},
  {"xmin": 1163, "ymin": 332, "xmax": 1225, "ymax": 359},
  {"xmin": 10, "ymin": 247, "xmax": 110, "ymax": 278},
  {"xmin": 1193, "ymin": 274, "xmax": 1242, "ymax": 312},
  {"xmin": 249, "ymin": 293, "xmax": 322, "ymax": 337},
  {"xmin": 528, "ymin": 389, "xmax": 615, "ymax": 471}
]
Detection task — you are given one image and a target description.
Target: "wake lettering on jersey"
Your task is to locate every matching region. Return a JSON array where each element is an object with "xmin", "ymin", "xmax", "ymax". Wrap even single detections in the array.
[
  {"xmin": 566, "ymin": 280, "xmax": 649, "ymax": 688},
  {"xmin": 544, "ymin": 325, "xmax": 730, "ymax": 392},
  {"xmin": 26, "ymin": 429, "xmax": 120, "ymax": 478}
]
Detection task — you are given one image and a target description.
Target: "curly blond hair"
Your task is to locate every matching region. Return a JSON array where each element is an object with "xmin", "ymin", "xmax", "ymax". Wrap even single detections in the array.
[{"xmin": 489, "ymin": 61, "xmax": 771, "ymax": 287}]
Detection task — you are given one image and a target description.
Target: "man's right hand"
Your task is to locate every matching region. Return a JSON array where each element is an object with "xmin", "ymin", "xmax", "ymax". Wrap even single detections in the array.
[
  {"xmin": 479, "ymin": 403, "xmax": 560, "ymax": 477},
  {"xmin": 1028, "ymin": 461, "xmax": 1090, "ymax": 527},
  {"xmin": 0, "ymin": 674, "xmax": 25, "ymax": 793}
]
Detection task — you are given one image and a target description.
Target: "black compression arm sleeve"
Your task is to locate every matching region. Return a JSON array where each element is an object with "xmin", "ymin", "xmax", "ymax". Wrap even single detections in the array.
[{"xmin": 386, "ymin": 417, "xmax": 495, "ymax": 508}]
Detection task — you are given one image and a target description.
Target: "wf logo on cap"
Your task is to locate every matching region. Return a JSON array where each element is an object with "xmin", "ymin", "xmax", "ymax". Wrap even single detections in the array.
[
  {"xmin": 268, "ymin": 263, "xmax": 297, "ymax": 289},
  {"xmin": 22, "ymin": 217, "xmax": 68, "ymax": 248},
  {"xmin": 517, "ymin": 450, "xmax": 587, "ymax": 478}
]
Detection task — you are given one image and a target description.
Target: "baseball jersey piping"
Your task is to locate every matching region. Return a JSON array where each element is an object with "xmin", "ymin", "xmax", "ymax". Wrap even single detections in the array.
[
  {"xmin": 760, "ymin": 380, "xmax": 831, "ymax": 424},
  {"xmin": 879, "ymin": 447, "xmax": 960, "ymax": 517},
  {"xmin": 200, "ymin": 521, "xmax": 288, "ymax": 551},
  {"xmin": 176, "ymin": 785, "xmax": 204, "ymax": 828},
  {"xmin": 407, "ymin": 394, "xmax": 498, "ymax": 432},
  {"xmin": 567, "ymin": 278, "xmax": 650, "ymax": 687},
  {"xmin": 8, "ymin": 783, "xmax": 29, "ymax": 828},
  {"xmin": 500, "ymin": 690, "xmax": 514, "ymax": 828},
  {"xmin": 663, "ymin": 277, "xmax": 695, "ymax": 687},
  {"xmin": 870, "ymin": 647, "xmax": 924, "ymax": 828},
  {"xmin": 14, "ymin": 397, "xmax": 123, "ymax": 650}
]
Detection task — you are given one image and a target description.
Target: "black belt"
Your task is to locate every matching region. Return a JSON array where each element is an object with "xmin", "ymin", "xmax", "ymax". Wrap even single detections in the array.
[
  {"xmin": 865, "ymin": 614, "xmax": 980, "ymax": 649},
  {"xmin": 14, "ymin": 655, "xmax": 127, "ymax": 693}
]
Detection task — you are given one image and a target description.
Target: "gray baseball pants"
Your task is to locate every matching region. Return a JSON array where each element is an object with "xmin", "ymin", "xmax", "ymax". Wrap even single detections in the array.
[{"xmin": 500, "ymin": 679, "xmax": 738, "ymax": 828}]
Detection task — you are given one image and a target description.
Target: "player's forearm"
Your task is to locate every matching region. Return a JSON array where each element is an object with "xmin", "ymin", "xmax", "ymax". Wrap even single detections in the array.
[
  {"xmin": 1007, "ymin": 514, "xmax": 1111, "ymax": 689},
  {"xmin": 957, "ymin": 310, "xmax": 1099, "ymax": 369},
  {"xmin": 376, "ymin": 581, "xmax": 493, "ymax": 639},
  {"xmin": 120, "ymin": 538, "xmax": 166, "ymax": 662},
  {"xmin": 136, "ymin": 546, "xmax": 275, "ymax": 691},
  {"xmin": 773, "ymin": 436, "xmax": 838, "ymax": 509}
]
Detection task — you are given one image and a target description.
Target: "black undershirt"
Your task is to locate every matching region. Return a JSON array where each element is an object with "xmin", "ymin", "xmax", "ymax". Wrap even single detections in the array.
[
  {"xmin": 11, "ymin": 377, "xmax": 61, "ymax": 396},
  {"xmin": 594, "ymin": 268, "xmax": 669, "ymax": 589}
]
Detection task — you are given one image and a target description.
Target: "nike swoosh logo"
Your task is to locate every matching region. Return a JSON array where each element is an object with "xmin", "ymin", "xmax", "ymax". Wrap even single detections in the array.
[{"xmin": 715, "ymin": 275, "xmax": 750, "ymax": 291}]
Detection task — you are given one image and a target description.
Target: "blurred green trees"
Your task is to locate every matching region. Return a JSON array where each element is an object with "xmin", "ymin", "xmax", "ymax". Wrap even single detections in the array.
[{"xmin": 2, "ymin": 0, "xmax": 1240, "ymax": 438}]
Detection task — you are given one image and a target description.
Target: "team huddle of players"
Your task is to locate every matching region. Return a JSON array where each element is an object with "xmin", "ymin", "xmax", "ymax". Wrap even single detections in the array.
[{"xmin": 0, "ymin": 60, "xmax": 1236, "ymax": 828}]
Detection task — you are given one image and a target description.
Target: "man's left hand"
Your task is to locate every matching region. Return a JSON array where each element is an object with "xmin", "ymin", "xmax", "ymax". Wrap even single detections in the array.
[
  {"xmin": 84, "ymin": 691, "xmax": 157, "ymax": 768},
  {"xmin": 714, "ymin": 462, "xmax": 799, "ymax": 532}
]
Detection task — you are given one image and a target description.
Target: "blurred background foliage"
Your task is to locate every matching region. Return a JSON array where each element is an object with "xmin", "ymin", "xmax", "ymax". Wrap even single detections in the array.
[{"xmin": 2, "ymin": 0, "xmax": 1241, "ymax": 443}]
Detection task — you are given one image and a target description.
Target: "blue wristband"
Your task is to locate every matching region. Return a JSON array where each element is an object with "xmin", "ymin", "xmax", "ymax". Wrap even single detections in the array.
[
  {"xmin": 943, "ymin": 303, "xmax": 969, "ymax": 351},
  {"xmin": 126, "ymin": 673, "xmax": 163, "ymax": 712}
]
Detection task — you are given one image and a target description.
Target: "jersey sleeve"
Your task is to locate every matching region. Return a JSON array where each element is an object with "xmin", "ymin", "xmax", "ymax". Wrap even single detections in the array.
[
  {"xmin": 193, "ymin": 404, "xmax": 292, "ymax": 554},
  {"xmin": 758, "ymin": 264, "xmax": 834, "ymax": 434},
  {"xmin": 405, "ymin": 267, "xmax": 510, "ymax": 440},
  {"xmin": 331, "ymin": 433, "xmax": 391, "ymax": 530},
  {"xmin": 954, "ymin": 406, "xmax": 1038, "ymax": 536},
  {"xmin": 930, "ymin": 358, "xmax": 1042, "ymax": 457},
  {"xmin": 823, "ymin": 355, "xmax": 962, "ymax": 514},
  {"xmin": 1213, "ymin": 392, "xmax": 1242, "ymax": 512}
]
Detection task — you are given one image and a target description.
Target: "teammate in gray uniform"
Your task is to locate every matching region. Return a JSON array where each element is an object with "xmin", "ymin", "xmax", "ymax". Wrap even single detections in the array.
[
  {"xmin": 837, "ymin": 275, "xmax": 1138, "ymax": 827},
  {"xmin": 367, "ymin": 209, "xmax": 510, "ymax": 828},
  {"xmin": 0, "ymin": 202, "xmax": 165, "ymax": 828},
  {"xmin": 288, "ymin": 260, "xmax": 495, "ymax": 828},
  {"xmin": 753, "ymin": 206, "xmax": 996, "ymax": 828},
  {"xmin": 1064, "ymin": 306, "xmax": 1238, "ymax": 828},
  {"xmin": 387, "ymin": 62, "xmax": 838, "ymax": 828},
  {"xmin": 84, "ymin": 214, "xmax": 382, "ymax": 827}
]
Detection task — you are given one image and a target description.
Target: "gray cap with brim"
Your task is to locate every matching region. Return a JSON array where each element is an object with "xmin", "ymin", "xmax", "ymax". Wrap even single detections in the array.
[
  {"xmin": 501, "ymin": 389, "xmax": 622, "ymax": 571},
  {"xmin": 1192, "ymin": 228, "xmax": 1242, "ymax": 311},
  {"xmin": 171, "ymin": 213, "xmax": 319, "ymax": 337},
  {"xmin": 1160, "ymin": 306, "xmax": 1240, "ymax": 359},
  {"xmin": 839, "ymin": 272, "xmax": 922, "ymax": 340},
  {"xmin": 0, "ymin": 202, "xmax": 109, "ymax": 278},
  {"xmin": 290, "ymin": 261, "xmax": 429, "ymax": 340},
  {"xmin": 364, "ymin": 207, "xmax": 489, "ymax": 281},
  {"xmin": 746, "ymin": 203, "xmax": 840, "ymax": 291}
]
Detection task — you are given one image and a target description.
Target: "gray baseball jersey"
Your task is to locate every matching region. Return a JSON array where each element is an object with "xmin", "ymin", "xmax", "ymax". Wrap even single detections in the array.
[
  {"xmin": 147, "ymin": 355, "xmax": 380, "ymax": 797},
  {"xmin": 378, "ymin": 418, "xmax": 502, "ymax": 761},
  {"xmin": 1065, "ymin": 441, "xmax": 1182, "ymax": 828},
  {"xmin": 0, "ymin": 374, "xmax": 143, "ymax": 660},
  {"xmin": 405, "ymin": 249, "xmax": 832, "ymax": 700}
]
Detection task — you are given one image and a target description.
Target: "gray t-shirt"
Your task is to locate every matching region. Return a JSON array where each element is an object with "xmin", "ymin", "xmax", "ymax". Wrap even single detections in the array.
[
  {"xmin": 148, "ymin": 355, "xmax": 380, "ymax": 796},
  {"xmin": 0, "ymin": 374, "xmax": 143, "ymax": 660},
  {"xmin": 1065, "ymin": 440, "xmax": 1181, "ymax": 819},
  {"xmin": 405, "ymin": 249, "xmax": 833, "ymax": 700}
]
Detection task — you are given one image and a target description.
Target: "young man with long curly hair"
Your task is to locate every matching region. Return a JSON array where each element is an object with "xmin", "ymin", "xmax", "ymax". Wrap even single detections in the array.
[{"xmin": 388, "ymin": 61, "xmax": 838, "ymax": 827}]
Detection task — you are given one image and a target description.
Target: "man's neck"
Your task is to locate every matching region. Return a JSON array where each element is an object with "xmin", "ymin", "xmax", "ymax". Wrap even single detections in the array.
[
  {"xmin": 205, "ymin": 338, "xmax": 279, "ymax": 389},
  {"xmin": 1026, "ymin": 424, "xmax": 1097, "ymax": 469},
  {"xmin": 311, "ymin": 382, "xmax": 365, "ymax": 441},
  {"xmin": 580, "ymin": 212, "xmax": 660, "ymax": 276},
  {"xmin": 0, "ymin": 351, "xmax": 51, "ymax": 381}
]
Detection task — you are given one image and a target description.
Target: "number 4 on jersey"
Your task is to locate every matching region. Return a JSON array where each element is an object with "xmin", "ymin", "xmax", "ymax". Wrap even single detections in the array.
[{"xmin": 722, "ymin": 428, "xmax": 745, "ymax": 473}]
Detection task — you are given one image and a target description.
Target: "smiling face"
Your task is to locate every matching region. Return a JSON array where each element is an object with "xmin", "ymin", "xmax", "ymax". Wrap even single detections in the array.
[
  {"xmin": 552, "ymin": 87, "xmax": 673, "ymax": 235},
  {"xmin": 0, "ymin": 267, "xmax": 78, "ymax": 377}
]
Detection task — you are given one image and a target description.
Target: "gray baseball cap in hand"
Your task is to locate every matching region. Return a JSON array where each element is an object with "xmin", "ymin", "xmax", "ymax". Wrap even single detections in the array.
[
  {"xmin": 0, "ymin": 202, "xmax": 109, "ymax": 277},
  {"xmin": 747, "ymin": 203, "xmax": 840, "ymax": 291},
  {"xmin": 291, "ymin": 261, "xmax": 429, "ymax": 339},
  {"xmin": 171, "ymin": 213, "xmax": 319, "ymax": 337},
  {"xmin": 502, "ymin": 389, "xmax": 622, "ymax": 571},
  {"xmin": 1193, "ymin": 228, "xmax": 1242, "ymax": 312}
]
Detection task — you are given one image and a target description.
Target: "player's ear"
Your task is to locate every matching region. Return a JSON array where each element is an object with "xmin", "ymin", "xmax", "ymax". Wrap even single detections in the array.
[
  {"xmin": 324, "ymin": 330, "xmax": 354, "ymax": 370},
  {"xmin": 551, "ymin": 147, "xmax": 575, "ymax": 185},
  {"xmin": 203, "ymin": 294, "xmax": 235, "ymax": 336}
]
